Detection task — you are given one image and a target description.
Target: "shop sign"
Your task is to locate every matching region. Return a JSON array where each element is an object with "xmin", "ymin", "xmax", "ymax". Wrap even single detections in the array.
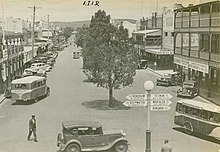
[
  {"xmin": 174, "ymin": 57, "xmax": 188, "ymax": 69},
  {"xmin": 189, "ymin": 61, "xmax": 209, "ymax": 73}
]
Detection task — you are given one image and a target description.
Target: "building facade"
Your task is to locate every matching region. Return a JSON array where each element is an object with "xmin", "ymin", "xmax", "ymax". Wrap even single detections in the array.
[
  {"xmin": 174, "ymin": 1, "xmax": 220, "ymax": 104},
  {"xmin": 0, "ymin": 31, "xmax": 24, "ymax": 94},
  {"xmin": 133, "ymin": 12, "xmax": 173, "ymax": 70}
]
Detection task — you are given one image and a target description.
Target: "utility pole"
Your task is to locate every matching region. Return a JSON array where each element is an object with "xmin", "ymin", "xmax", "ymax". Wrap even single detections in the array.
[
  {"xmin": 47, "ymin": 15, "xmax": 50, "ymax": 41},
  {"xmin": 28, "ymin": 6, "xmax": 41, "ymax": 58}
]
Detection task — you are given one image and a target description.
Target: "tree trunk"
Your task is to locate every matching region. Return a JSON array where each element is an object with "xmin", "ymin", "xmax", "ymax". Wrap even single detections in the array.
[{"xmin": 108, "ymin": 86, "xmax": 115, "ymax": 107}]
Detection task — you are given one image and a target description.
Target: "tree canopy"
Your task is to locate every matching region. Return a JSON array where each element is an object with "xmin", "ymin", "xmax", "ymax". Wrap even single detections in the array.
[{"xmin": 76, "ymin": 10, "xmax": 139, "ymax": 107}]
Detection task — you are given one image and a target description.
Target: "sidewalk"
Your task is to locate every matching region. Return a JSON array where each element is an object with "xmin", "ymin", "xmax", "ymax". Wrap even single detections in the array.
[
  {"xmin": 0, "ymin": 94, "xmax": 6, "ymax": 104},
  {"xmin": 146, "ymin": 67, "xmax": 216, "ymax": 105},
  {"xmin": 146, "ymin": 67, "xmax": 174, "ymax": 77}
]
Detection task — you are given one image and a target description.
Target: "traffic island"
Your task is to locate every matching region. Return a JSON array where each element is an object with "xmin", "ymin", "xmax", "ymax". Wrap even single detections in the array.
[{"xmin": 82, "ymin": 99, "xmax": 131, "ymax": 111}]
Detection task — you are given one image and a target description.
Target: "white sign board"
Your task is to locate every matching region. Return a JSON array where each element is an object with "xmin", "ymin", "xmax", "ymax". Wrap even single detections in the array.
[
  {"xmin": 123, "ymin": 100, "xmax": 147, "ymax": 107},
  {"xmin": 151, "ymin": 94, "xmax": 172, "ymax": 100},
  {"xmin": 151, "ymin": 100, "xmax": 172, "ymax": 106},
  {"xmin": 151, "ymin": 106, "xmax": 171, "ymax": 111},
  {"xmin": 126, "ymin": 94, "xmax": 145, "ymax": 100}
]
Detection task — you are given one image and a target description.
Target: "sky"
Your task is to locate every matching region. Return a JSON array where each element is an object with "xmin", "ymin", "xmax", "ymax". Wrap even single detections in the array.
[{"xmin": 0, "ymin": 0, "xmax": 202, "ymax": 22}]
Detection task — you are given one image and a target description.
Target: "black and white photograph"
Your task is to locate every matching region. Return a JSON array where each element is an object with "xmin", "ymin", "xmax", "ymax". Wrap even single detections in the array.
[{"xmin": 0, "ymin": 0, "xmax": 220, "ymax": 152}]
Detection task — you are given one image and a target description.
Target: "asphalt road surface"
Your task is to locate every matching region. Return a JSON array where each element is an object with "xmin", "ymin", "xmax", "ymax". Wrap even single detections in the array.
[{"xmin": 0, "ymin": 44, "xmax": 219, "ymax": 152}]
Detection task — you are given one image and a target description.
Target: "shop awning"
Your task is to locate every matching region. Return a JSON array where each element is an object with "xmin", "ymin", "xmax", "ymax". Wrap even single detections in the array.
[
  {"xmin": 145, "ymin": 48, "xmax": 174, "ymax": 55},
  {"xmin": 133, "ymin": 29, "xmax": 161, "ymax": 36}
]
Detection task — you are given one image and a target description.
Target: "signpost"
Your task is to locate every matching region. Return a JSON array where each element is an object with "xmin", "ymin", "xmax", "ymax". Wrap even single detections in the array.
[
  {"xmin": 123, "ymin": 100, "xmax": 147, "ymax": 107},
  {"xmin": 151, "ymin": 105, "xmax": 171, "ymax": 111}
]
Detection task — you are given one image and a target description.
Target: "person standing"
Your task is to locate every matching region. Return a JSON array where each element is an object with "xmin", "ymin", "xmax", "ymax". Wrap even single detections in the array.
[
  {"xmin": 161, "ymin": 139, "xmax": 172, "ymax": 152},
  {"xmin": 27, "ymin": 114, "xmax": 38, "ymax": 142}
]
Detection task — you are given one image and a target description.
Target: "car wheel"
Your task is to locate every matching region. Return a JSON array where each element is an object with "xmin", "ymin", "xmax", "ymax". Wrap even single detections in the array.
[
  {"xmin": 34, "ymin": 97, "xmax": 38, "ymax": 103},
  {"xmin": 114, "ymin": 141, "xmax": 128, "ymax": 152},
  {"xmin": 184, "ymin": 122, "xmax": 193, "ymax": 135},
  {"xmin": 66, "ymin": 143, "xmax": 80, "ymax": 152}
]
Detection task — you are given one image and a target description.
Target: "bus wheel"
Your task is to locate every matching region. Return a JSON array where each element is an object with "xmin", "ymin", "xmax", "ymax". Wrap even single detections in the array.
[
  {"xmin": 184, "ymin": 122, "xmax": 193, "ymax": 134},
  {"xmin": 34, "ymin": 98, "xmax": 38, "ymax": 103},
  {"xmin": 46, "ymin": 88, "xmax": 50, "ymax": 96}
]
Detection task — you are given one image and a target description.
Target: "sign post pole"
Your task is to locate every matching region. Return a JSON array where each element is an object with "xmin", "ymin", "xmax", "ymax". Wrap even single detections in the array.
[
  {"xmin": 144, "ymin": 81, "xmax": 154, "ymax": 152},
  {"xmin": 146, "ymin": 90, "xmax": 151, "ymax": 152}
]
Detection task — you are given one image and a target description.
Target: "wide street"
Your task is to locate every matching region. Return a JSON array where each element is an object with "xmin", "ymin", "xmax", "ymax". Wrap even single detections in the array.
[{"xmin": 0, "ymin": 44, "xmax": 219, "ymax": 152}]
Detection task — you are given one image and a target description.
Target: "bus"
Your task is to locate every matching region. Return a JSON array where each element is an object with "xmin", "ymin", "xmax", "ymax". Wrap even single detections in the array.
[
  {"xmin": 11, "ymin": 76, "xmax": 50, "ymax": 102},
  {"xmin": 174, "ymin": 99, "xmax": 220, "ymax": 139}
]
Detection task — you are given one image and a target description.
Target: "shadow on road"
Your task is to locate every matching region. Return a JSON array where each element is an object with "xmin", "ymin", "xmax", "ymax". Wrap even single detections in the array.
[
  {"xmin": 82, "ymin": 99, "xmax": 131, "ymax": 111},
  {"xmin": 11, "ymin": 96, "xmax": 47, "ymax": 106},
  {"xmin": 173, "ymin": 127, "xmax": 220, "ymax": 144}
]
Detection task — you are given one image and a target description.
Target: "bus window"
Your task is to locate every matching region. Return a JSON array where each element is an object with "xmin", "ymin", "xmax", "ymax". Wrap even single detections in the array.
[
  {"xmin": 200, "ymin": 110, "xmax": 209, "ymax": 120},
  {"xmin": 209, "ymin": 112, "xmax": 214, "ymax": 122},
  {"xmin": 15, "ymin": 84, "xmax": 28, "ymax": 89},
  {"xmin": 192, "ymin": 109, "xmax": 200, "ymax": 117}
]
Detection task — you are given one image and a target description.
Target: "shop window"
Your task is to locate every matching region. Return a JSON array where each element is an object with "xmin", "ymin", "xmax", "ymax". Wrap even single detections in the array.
[
  {"xmin": 199, "ymin": 34, "xmax": 210, "ymax": 52},
  {"xmin": 211, "ymin": 34, "xmax": 220, "ymax": 54}
]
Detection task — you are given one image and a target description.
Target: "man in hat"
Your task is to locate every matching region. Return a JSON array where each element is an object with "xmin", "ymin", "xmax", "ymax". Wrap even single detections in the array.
[
  {"xmin": 27, "ymin": 114, "xmax": 38, "ymax": 142},
  {"xmin": 161, "ymin": 139, "xmax": 172, "ymax": 152}
]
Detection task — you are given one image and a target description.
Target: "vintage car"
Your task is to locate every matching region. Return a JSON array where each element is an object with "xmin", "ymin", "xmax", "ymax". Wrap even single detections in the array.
[
  {"xmin": 177, "ymin": 80, "xmax": 199, "ymax": 98},
  {"xmin": 137, "ymin": 59, "xmax": 148, "ymax": 69},
  {"xmin": 57, "ymin": 120, "xmax": 128, "ymax": 152},
  {"xmin": 156, "ymin": 72, "xmax": 179, "ymax": 87}
]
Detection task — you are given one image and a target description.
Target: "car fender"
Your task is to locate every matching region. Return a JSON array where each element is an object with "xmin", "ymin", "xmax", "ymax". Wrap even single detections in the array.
[
  {"xmin": 108, "ymin": 137, "xmax": 128, "ymax": 148},
  {"xmin": 63, "ymin": 139, "xmax": 82, "ymax": 150}
]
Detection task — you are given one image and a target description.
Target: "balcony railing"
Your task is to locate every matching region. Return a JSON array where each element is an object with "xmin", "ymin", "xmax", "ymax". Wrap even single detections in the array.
[
  {"xmin": 182, "ymin": 49, "xmax": 189, "ymax": 56},
  {"xmin": 210, "ymin": 53, "xmax": 220, "ymax": 62},
  {"xmin": 211, "ymin": 13, "xmax": 220, "ymax": 27},
  {"xmin": 190, "ymin": 49, "xmax": 199, "ymax": 58},
  {"xmin": 191, "ymin": 15, "xmax": 199, "ymax": 27},
  {"xmin": 199, "ymin": 14, "xmax": 210, "ymax": 27},
  {"xmin": 200, "ymin": 51, "xmax": 209, "ymax": 60},
  {"xmin": 175, "ymin": 47, "xmax": 181, "ymax": 54}
]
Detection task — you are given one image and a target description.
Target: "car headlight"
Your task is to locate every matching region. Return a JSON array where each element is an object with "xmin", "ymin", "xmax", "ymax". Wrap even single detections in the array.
[{"xmin": 121, "ymin": 130, "xmax": 126, "ymax": 137}]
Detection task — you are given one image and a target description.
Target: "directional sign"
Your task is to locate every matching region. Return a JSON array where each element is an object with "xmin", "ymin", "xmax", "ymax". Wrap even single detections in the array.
[
  {"xmin": 151, "ymin": 94, "xmax": 172, "ymax": 100},
  {"xmin": 151, "ymin": 105, "xmax": 171, "ymax": 111},
  {"xmin": 123, "ymin": 100, "xmax": 147, "ymax": 107},
  {"xmin": 151, "ymin": 100, "xmax": 172, "ymax": 106},
  {"xmin": 126, "ymin": 94, "xmax": 145, "ymax": 100}
]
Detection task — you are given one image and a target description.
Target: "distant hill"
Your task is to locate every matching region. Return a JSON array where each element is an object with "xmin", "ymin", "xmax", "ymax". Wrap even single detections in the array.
[
  {"xmin": 52, "ymin": 19, "xmax": 137, "ymax": 29},
  {"xmin": 52, "ymin": 20, "xmax": 90, "ymax": 29}
]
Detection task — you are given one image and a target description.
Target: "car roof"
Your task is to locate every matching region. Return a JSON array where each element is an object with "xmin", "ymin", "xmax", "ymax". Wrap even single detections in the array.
[
  {"xmin": 184, "ymin": 80, "xmax": 196, "ymax": 84},
  {"xmin": 62, "ymin": 120, "xmax": 102, "ymax": 128},
  {"xmin": 177, "ymin": 99, "xmax": 220, "ymax": 113},
  {"xmin": 11, "ymin": 76, "xmax": 46, "ymax": 84}
]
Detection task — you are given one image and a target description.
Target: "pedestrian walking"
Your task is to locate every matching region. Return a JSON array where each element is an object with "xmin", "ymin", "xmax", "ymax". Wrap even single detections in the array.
[
  {"xmin": 161, "ymin": 139, "xmax": 172, "ymax": 152},
  {"xmin": 27, "ymin": 114, "xmax": 38, "ymax": 142}
]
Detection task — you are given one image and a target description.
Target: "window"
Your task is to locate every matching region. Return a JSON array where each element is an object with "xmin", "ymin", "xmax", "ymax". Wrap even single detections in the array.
[
  {"xmin": 199, "ymin": 34, "xmax": 210, "ymax": 52},
  {"xmin": 15, "ymin": 84, "xmax": 28, "ymax": 89},
  {"xmin": 165, "ymin": 32, "xmax": 168, "ymax": 36},
  {"xmin": 191, "ymin": 34, "xmax": 199, "ymax": 51},
  {"xmin": 171, "ymin": 32, "xmax": 174, "ymax": 37}
]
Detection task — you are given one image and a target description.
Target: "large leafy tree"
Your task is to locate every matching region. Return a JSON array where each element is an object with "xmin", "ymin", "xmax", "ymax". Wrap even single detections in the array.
[{"xmin": 79, "ymin": 10, "xmax": 139, "ymax": 107}]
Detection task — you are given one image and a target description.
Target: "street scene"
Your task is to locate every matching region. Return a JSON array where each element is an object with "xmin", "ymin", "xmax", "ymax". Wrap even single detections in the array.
[{"xmin": 0, "ymin": 0, "xmax": 220, "ymax": 152}]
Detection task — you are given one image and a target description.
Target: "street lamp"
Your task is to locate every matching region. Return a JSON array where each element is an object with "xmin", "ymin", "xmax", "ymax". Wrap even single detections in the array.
[{"xmin": 144, "ymin": 80, "xmax": 154, "ymax": 152}]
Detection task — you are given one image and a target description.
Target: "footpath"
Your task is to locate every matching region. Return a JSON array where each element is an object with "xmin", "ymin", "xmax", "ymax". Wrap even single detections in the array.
[
  {"xmin": 146, "ymin": 67, "xmax": 213, "ymax": 104},
  {"xmin": 0, "ymin": 94, "xmax": 6, "ymax": 104}
]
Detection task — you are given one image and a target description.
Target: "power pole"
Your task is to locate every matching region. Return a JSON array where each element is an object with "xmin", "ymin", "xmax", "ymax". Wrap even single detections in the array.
[
  {"xmin": 47, "ymin": 15, "xmax": 50, "ymax": 41},
  {"xmin": 28, "ymin": 6, "xmax": 41, "ymax": 58}
]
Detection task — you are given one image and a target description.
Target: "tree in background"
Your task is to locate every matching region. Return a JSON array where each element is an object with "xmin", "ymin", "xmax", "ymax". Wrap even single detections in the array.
[
  {"xmin": 77, "ymin": 10, "xmax": 139, "ymax": 107},
  {"xmin": 62, "ymin": 27, "xmax": 74, "ymax": 40}
]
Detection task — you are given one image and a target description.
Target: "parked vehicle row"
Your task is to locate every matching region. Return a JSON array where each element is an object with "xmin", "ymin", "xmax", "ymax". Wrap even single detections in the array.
[{"xmin": 155, "ymin": 72, "xmax": 199, "ymax": 99}]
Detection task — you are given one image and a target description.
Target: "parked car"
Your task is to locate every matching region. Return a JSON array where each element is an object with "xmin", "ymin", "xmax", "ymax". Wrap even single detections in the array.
[
  {"xmin": 156, "ymin": 72, "xmax": 179, "ymax": 87},
  {"xmin": 57, "ymin": 120, "xmax": 128, "ymax": 152},
  {"xmin": 177, "ymin": 80, "xmax": 199, "ymax": 98},
  {"xmin": 31, "ymin": 62, "xmax": 47, "ymax": 71},
  {"xmin": 23, "ymin": 68, "xmax": 47, "ymax": 77},
  {"xmin": 137, "ymin": 59, "xmax": 148, "ymax": 69},
  {"xmin": 45, "ymin": 64, "xmax": 52, "ymax": 72}
]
